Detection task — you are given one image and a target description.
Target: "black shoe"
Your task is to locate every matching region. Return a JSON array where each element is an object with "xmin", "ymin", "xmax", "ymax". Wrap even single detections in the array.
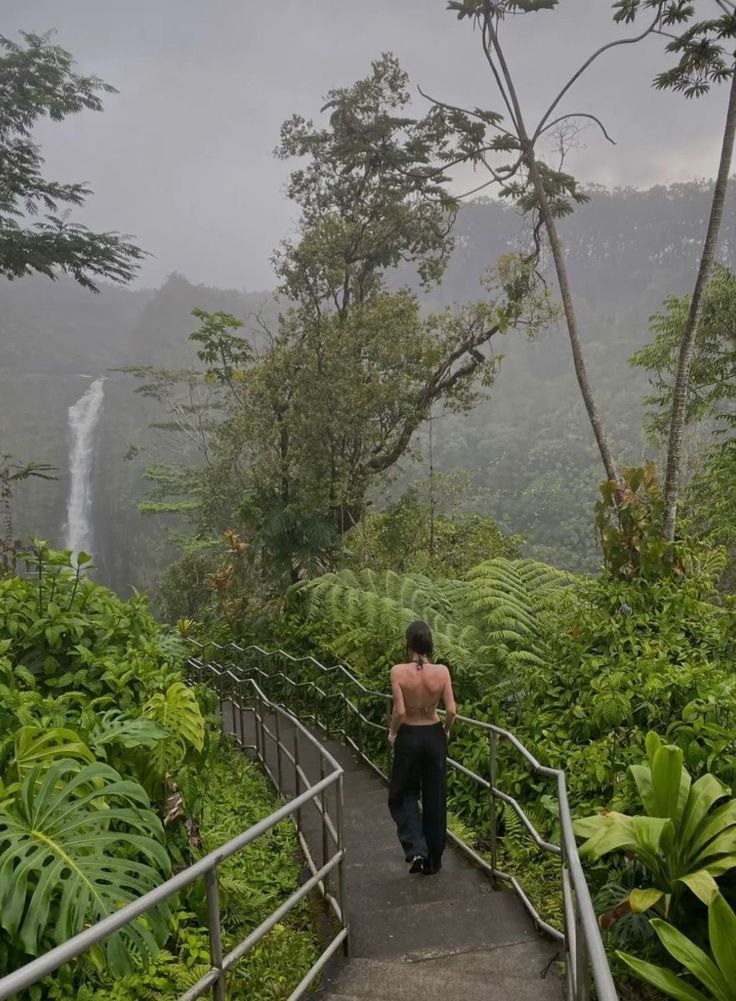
[{"xmin": 408, "ymin": 855, "xmax": 425, "ymax": 874}]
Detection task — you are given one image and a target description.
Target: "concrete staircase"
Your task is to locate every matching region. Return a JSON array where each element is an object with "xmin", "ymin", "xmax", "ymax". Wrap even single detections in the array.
[{"xmin": 238, "ymin": 706, "xmax": 564, "ymax": 1001}]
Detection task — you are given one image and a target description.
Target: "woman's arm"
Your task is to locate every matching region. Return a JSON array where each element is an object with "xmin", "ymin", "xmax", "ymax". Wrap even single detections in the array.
[
  {"xmin": 388, "ymin": 665, "xmax": 405, "ymax": 745},
  {"xmin": 442, "ymin": 666, "xmax": 457, "ymax": 738}
]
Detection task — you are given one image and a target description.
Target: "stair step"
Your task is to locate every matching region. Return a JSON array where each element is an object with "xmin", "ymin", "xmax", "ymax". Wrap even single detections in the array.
[
  {"xmin": 319, "ymin": 955, "xmax": 563, "ymax": 1001},
  {"xmin": 346, "ymin": 891, "xmax": 539, "ymax": 960}
]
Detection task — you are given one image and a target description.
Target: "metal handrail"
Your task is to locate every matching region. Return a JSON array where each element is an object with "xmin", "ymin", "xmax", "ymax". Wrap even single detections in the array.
[
  {"xmin": 188, "ymin": 639, "xmax": 617, "ymax": 1001},
  {"xmin": 0, "ymin": 671, "xmax": 347, "ymax": 1001}
]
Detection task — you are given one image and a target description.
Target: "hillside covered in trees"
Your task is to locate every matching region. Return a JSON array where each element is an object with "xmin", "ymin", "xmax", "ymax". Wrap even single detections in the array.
[{"xmin": 3, "ymin": 179, "xmax": 733, "ymax": 587}]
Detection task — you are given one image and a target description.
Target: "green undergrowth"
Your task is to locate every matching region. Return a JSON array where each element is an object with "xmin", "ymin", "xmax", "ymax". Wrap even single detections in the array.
[{"xmin": 49, "ymin": 742, "xmax": 320, "ymax": 1001}]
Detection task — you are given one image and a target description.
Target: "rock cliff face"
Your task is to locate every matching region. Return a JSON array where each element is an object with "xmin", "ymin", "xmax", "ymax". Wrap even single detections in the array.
[{"xmin": 2, "ymin": 181, "xmax": 734, "ymax": 589}]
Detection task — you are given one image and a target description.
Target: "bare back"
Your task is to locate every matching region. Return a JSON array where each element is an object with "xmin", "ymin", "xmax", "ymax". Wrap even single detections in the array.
[{"xmin": 390, "ymin": 661, "xmax": 455, "ymax": 726}]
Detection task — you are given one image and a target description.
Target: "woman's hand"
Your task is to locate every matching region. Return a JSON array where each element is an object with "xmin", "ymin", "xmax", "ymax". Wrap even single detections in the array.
[{"xmin": 388, "ymin": 731, "xmax": 397, "ymax": 747}]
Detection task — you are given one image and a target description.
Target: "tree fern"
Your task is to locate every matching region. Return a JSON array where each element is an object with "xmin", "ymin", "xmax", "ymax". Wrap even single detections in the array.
[{"xmin": 296, "ymin": 557, "xmax": 577, "ymax": 684}]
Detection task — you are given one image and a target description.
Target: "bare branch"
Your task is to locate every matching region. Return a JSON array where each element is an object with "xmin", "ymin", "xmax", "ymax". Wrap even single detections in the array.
[
  {"xmin": 539, "ymin": 112, "xmax": 616, "ymax": 145},
  {"xmin": 481, "ymin": 17, "xmax": 520, "ymax": 133},
  {"xmin": 532, "ymin": 5, "xmax": 665, "ymax": 143}
]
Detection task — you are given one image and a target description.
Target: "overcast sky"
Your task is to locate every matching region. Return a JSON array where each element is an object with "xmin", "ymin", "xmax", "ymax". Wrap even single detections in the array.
[{"xmin": 5, "ymin": 0, "xmax": 730, "ymax": 290}]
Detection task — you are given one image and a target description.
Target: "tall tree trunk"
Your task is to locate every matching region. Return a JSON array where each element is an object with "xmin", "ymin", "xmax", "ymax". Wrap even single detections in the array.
[
  {"xmin": 662, "ymin": 70, "xmax": 736, "ymax": 542},
  {"xmin": 526, "ymin": 154, "xmax": 620, "ymax": 485},
  {"xmin": 486, "ymin": 18, "xmax": 619, "ymax": 485}
]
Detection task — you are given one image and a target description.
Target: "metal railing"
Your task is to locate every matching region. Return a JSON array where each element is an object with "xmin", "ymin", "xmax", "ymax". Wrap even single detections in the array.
[
  {"xmin": 188, "ymin": 640, "xmax": 618, "ymax": 1001},
  {"xmin": 0, "ymin": 670, "xmax": 347, "ymax": 1001}
]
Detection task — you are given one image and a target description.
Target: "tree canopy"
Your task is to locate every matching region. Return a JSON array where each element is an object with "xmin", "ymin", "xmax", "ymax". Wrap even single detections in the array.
[{"xmin": 0, "ymin": 31, "xmax": 143, "ymax": 290}]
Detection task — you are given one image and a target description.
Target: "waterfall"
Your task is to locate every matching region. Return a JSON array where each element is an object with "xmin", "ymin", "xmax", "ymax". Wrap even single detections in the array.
[{"xmin": 64, "ymin": 377, "xmax": 105, "ymax": 558}]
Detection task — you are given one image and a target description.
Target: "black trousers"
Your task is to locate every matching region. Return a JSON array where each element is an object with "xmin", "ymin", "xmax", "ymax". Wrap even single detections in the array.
[{"xmin": 388, "ymin": 722, "xmax": 447, "ymax": 869}]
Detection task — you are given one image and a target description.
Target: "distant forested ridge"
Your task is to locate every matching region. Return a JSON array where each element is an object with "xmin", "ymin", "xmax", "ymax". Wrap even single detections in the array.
[{"xmin": 1, "ymin": 180, "xmax": 733, "ymax": 588}]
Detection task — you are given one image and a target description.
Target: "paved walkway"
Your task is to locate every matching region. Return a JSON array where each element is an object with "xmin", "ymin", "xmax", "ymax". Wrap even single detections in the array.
[{"xmin": 237, "ymin": 706, "xmax": 563, "ymax": 1001}]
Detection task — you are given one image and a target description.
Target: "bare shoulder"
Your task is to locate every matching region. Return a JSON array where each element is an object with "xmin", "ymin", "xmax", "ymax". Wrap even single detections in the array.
[{"xmin": 390, "ymin": 662, "xmax": 408, "ymax": 679}]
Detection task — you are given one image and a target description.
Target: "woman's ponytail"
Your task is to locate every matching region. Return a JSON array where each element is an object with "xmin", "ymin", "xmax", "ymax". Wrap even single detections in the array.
[{"xmin": 405, "ymin": 621, "xmax": 433, "ymax": 669}]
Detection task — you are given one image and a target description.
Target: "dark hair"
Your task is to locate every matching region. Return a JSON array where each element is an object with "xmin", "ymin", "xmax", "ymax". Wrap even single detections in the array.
[{"xmin": 406, "ymin": 620, "xmax": 433, "ymax": 660}]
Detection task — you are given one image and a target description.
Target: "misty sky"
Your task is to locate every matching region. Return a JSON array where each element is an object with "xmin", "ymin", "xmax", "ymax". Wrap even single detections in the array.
[{"xmin": 5, "ymin": 1, "xmax": 730, "ymax": 291}]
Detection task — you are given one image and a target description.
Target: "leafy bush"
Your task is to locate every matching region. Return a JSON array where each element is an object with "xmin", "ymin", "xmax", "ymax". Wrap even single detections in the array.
[
  {"xmin": 575, "ymin": 733, "xmax": 736, "ymax": 924},
  {"xmin": 60, "ymin": 743, "xmax": 320, "ymax": 1001},
  {"xmin": 0, "ymin": 759, "xmax": 171, "ymax": 973},
  {"xmin": 515, "ymin": 576, "xmax": 736, "ymax": 813},
  {"xmin": 0, "ymin": 546, "xmax": 203, "ymax": 979},
  {"xmin": 618, "ymin": 892, "xmax": 736, "ymax": 1001},
  {"xmin": 0, "ymin": 545, "xmax": 321, "ymax": 998}
]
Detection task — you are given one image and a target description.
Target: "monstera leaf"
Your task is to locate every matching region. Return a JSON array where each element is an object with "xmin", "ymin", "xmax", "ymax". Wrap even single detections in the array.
[
  {"xmin": 143, "ymin": 682, "xmax": 205, "ymax": 780},
  {"xmin": 0, "ymin": 758, "xmax": 172, "ymax": 973},
  {"xmin": 87, "ymin": 709, "xmax": 169, "ymax": 755},
  {"xmin": 9, "ymin": 726, "xmax": 96, "ymax": 789}
]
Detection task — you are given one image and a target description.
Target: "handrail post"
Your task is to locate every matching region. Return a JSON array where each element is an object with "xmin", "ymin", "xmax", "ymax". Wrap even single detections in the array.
[
  {"xmin": 235, "ymin": 681, "xmax": 244, "ymax": 747},
  {"xmin": 336, "ymin": 771, "xmax": 349, "ymax": 955},
  {"xmin": 489, "ymin": 731, "xmax": 499, "ymax": 887},
  {"xmin": 320, "ymin": 756, "xmax": 329, "ymax": 893},
  {"xmin": 253, "ymin": 690, "xmax": 262, "ymax": 763},
  {"xmin": 275, "ymin": 709, "xmax": 284, "ymax": 792},
  {"xmin": 257, "ymin": 691, "xmax": 266, "ymax": 763},
  {"xmin": 205, "ymin": 868, "xmax": 226, "ymax": 1001},
  {"xmin": 356, "ymin": 704, "xmax": 363, "ymax": 761},
  {"xmin": 294, "ymin": 725, "xmax": 302, "ymax": 834}
]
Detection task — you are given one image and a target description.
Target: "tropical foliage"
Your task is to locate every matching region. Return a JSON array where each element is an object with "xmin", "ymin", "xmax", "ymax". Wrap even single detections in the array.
[
  {"xmin": 0, "ymin": 544, "xmax": 319, "ymax": 998},
  {"xmin": 575, "ymin": 733, "xmax": 736, "ymax": 922},
  {"xmin": 0, "ymin": 542, "xmax": 194, "ymax": 977},
  {"xmin": 618, "ymin": 893, "xmax": 736, "ymax": 1001},
  {"xmin": 0, "ymin": 31, "xmax": 143, "ymax": 288},
  {"xmin": 296, "ymin": 556, "xmax": 574, "ymax": 686}
]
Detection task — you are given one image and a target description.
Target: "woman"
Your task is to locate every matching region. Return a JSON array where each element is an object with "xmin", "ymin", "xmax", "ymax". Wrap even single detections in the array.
[{"xmin": 387, "ymin": 621, "xmax": 457, "ymax": 875}]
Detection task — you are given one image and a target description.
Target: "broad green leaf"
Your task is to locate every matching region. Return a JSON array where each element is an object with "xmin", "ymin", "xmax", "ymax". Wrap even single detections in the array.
[
  {"xmin": 652, "ymin": 919, "xmax": 731, "ymax": 999},
  {"xmin": 677, "ymin": 870, "xmax": 719, "ymax": 906},
  {"xmin": 697, "ymin": 827, "xmax": 736, "ymax": 865},
  {"xmin": 575, "ymin": 812, "xmax": 638, "ymax": 859},
  {"xmin": 631, "ymin": 815, "xmax": 675, "ymax": 861},
  {"xmin": 12, "ymin": 726, "xmax": 95, "ymax": 785},
  {"xmin": 630, "ymin": 763, "xmax": 658, "ymax": 817},
  {"xmin": 88, "ymin": 710, "xmax": 169, "ymax": 754},
  {"xmin": 705, "ymin": 854, "xmax": 736, "ymax": 877},
  {"xmin": 692, "ymin": 800, "xmax": 736, "ymax": 856},
  {"xmin": 616, "ymin": 950, "xmax": 710, "ymax": 1001},
  {"xmin": 143, "ymin": 682, "xmax": 205, "ymax": 782},
  {"xmin": 143, "ymin": 681, "xmax": 205, "ymax": 753},
  {"xmin": 573, "ymin": 813, "xmax": 611, "ymax": 838},
  {"xmin": 629, "ymin": 887, "xmax": 664, "ymax": 913},
  {"xmin": 709, "ymin": 894, "xmax": 736, "ymax": 991},
  {"xmin": 0, "ymin": 759, "xmax": 171, "ymax": 973},
  {"xmin": 681, "ymin": 773, "xmax": 731, "ymax": 848},
  {"xmin": 651, "ymin": 744, "xmax": 689, "ymax": 822},
  {"xmin": 646, "ymin": 730, "xmax": 662, "ymax": 770}
]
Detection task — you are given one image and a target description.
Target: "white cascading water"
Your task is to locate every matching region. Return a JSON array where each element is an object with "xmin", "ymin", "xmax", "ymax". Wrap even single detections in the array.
[{"xmin": 64, "ymin": 377, "xmax": 105, "ymax": 557}]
